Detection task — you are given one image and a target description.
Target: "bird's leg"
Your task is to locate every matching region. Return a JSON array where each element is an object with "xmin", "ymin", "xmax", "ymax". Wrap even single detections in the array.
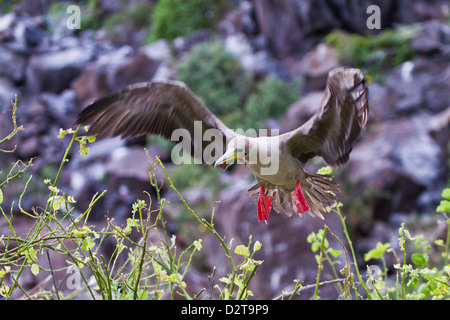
[
  {"xmin": 257, "ymin": 186, "xmax": 273, "ymax": 222},
  {"xmin": 292, "ymin": 180, "xmax": 310, "ymax": 214}
]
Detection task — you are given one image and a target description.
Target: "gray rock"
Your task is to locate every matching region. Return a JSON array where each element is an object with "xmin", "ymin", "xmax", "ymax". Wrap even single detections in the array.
[
  {"xmin": 0, "ymin": 45, "xmax": 27, "ymax": 83},
  {"xmin": 26, "ymin": 46, "xmax": 95, "ymax": 93},
  {"xmin": 280, "ymin": 91, "xmax": 324, "ymax": 133},
  {"xmin": 140, "ymin": 39, "xmax": 172, "ymax": 64},
  {"xmin": 379, "ymin": 58, "xmax": 450, "ymax": 119},
  {"xmin": 72, "ymin": 46, "xmax": 159, "ymax": 103},
  {"xmin": 253, "ymin": 0, "xmax": 416, "ymax": 58},
  {"xmin": 40, "ymin": 89, "xmax": 76, "ymax": 120},
  {"xmin": 411, "ymin": 20, "xmax": 450, "ymax": 55},
  {"xmin": 343, "ymin": 111, "xmax": 447, "ymax": 220}
]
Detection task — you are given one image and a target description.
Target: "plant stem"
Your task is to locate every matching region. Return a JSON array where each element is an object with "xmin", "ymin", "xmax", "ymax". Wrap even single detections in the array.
[
  {"xmin": 155, "ymin": 157, "xmax": 238, "ymax": 299},
  {"xmin": 444, "ymin": 213, "xmax": 450, "ymax": 266},
  {"xmin": 314, "ymin": 227, "xmax": 327, "ymax": 300},
  {"xmin": 334, "ymin": 202, "xmax": 371, "ymax": 298}
]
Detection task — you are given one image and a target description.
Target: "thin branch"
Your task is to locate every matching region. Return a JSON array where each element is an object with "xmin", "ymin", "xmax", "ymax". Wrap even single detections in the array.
[{"xmin": 273, "ymin": 278, "xmax": 347, "ymax": 300}]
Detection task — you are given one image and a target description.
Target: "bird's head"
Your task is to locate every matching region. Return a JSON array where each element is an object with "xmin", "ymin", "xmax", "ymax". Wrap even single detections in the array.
[{"xmin": 214, "ymin": 136, "xmax": 248, "ymax": 168}]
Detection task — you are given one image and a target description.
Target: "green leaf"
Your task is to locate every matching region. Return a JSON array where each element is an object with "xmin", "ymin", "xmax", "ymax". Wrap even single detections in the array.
[
  {"xmin": 407, "ymin": 276, "xmax": 418, "ymax": 287},
  {"xmin": 328, "ymin": 248, "xmax": 342, "ymax": 258},
  {"xmin": 438, "ymin": 200, "xmax": 450, "ymax": 213},
  {"xmin": 442, "ymin": 188, "xmax": 450, "ymax": 200},
  {"xmin": 235, "ymin": 245, "xmax": 250, "ymax": 257},
  {"xmin": 31, "ymin": 263, "xmax": 40, "ymax": 276},
  {"xmin": 82, "ymin": 236, "xmax": 95, "ymax": 251},
  {"xmin": 411, "ymin": 253, "xmax": 427, "ymax": 266},
  {"xmin": 307, "ymin": 233, "xmax": 316, "ymax": 243},
  {"xmin": 0, "ymin": 187, "xmax": 3, "ymax": 204},
  {"xmin": 311, "ymin": 242, "xmax": 320, "ymax": 253},
  {"xmin": 253, "ymin": 241, "xmax": 262, "ymax": 252},
  {"xmin": 364, "ymin": 242, "xmax": 391, "ymax": 261},
  {"xmin": 240, "ymin": 259, "xmax": 255, "ymax": 271}
]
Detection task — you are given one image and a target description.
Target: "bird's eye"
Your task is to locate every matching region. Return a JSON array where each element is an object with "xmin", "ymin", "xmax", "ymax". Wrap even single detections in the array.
[{"xmin": 237, "ymin": 147, "xmax": 244, "ymax": 153}]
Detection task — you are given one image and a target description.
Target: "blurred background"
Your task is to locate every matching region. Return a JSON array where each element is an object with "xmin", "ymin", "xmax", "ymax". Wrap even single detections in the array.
[{"xmin": 0, "ymin": 0, "xmax": 449, "ymax": 299}]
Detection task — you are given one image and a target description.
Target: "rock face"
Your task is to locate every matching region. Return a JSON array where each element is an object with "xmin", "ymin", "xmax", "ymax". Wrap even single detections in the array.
[
  {"xmin": 71, "ymin": 46, "xmax": 162, "ymax": 104},
  {"xmin": 252, "ymin": 0, "xmax": 422, "ymax": 58},
  {"xmin": 26, "ymin": 46, "xmax": 95, "ymax": 93},
  {"xmin": 344, "ymin": 112, "xmax": 447, "ymax": 220}
]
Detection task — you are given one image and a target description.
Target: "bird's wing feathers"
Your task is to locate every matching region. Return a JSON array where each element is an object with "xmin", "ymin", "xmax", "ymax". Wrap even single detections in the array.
[
  {"xmin": 283, "ymin": 67, "xmax": 369, "ymax": 167},
  {"xmin": 77, "ymin": 80, "xmax": 236, "ymax": 165}
]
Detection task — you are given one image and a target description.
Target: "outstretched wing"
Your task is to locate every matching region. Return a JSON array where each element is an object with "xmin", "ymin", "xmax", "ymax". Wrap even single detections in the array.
[
  {"xmin": 283, "ymin": 67, "xmax": 369, "ymax": 166},
  {"xmin": 76, "ymin": 80, "xmax": 236, "ymax": 165}
]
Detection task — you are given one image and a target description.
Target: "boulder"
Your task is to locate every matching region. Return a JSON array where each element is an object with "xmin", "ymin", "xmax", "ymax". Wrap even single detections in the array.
[
  {"xmin": 224, "ymin": 32, "xmax": 279, "ymax": 76},
  {"xmin": 342, "ymin": 111, "xmax": 447, "ymax": 220},
  {"xmin": 411, "ymin": 20, "xmax": 450, "ymax": 55},
  {"xmin": 279, "ymin": 91, "xmax": 324, "ymax": 133},
  {"xmin": 140, "ymin": 39, "xmax": 172, "ymax": 64},
  {"xmin": 71, "ymin": 46, "xmax": 160, "ymax": 104},
  {"xmin": 0, "ymin": 45, "xmax": 27, "ymax": 83},
  {"xmin": 26, "ymin": 46, "xmax": 95, "ymax": 93},
  {"xmin": 253, "ymin": 0, "xmax": 417, "ymax": 58},
  {"xmin": 371, "ymin": 58, "xmax": 450, "ymax": 121}
]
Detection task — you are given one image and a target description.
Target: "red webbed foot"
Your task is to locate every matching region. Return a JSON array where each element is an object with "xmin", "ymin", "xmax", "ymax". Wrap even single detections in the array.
[
  {"xmin": 257, "ymin": 186, "xmax": 273, "ymax": 222},
  {"xmin": 292, "ymin": 180, "xmax": 310, "ymax": 215}
]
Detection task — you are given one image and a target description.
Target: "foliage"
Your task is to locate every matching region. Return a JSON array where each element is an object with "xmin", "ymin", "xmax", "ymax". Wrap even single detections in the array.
[
  {"xmin": 176, "ymin": 41, "xmax": 251, "ymax": 123},
  {"xmin": 147, "ymin": 0, "xmax": 227, "ymax": 43},
  {"xmin": 169, "ymin": 163, "xmax": 220, "ymax": 191},
  {"xmin": 1, "ymin": 98, "xmax": 449, "ymax": 300},
  {"xmin": 306, "ymin": 167, "xmax": 450, "ymax": 300},
  {"xmin": 325, "ymin": 28, "xmax": 415, "ymax": 82},
  {"xmin": 47, "ymin": 0, "xmax": 153, "ymax": 40},
  {"xmin": 176, "ymin": 41, "xmax": 300, "ymax": 130},
  {"xmin": 0, "ymin": 97, "xmax": 265, "ymax": 300},
  {"xmin": 100, "ymin": 1, "xmax": 154, "ymax": 39},
  {"xmin": 242, "ymin": 76, "xmax": 300, "ymax": 130}
]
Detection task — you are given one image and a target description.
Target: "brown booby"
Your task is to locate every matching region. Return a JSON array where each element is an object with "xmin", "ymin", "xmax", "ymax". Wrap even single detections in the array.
[{"xmin": 76, "ymin": 67, "xmax": 369, "ymax": 222}]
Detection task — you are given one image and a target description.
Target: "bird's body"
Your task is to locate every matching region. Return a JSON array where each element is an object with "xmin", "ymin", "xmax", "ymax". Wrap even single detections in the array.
[{"xmin": 77, "ymin": 67, "xmax": 369, "ymax": 222}]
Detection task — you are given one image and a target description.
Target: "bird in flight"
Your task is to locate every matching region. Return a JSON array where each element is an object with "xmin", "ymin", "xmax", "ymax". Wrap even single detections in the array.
[{"xmin": 77, "ymin": 67, "xmax": 369, "ymax": 222}]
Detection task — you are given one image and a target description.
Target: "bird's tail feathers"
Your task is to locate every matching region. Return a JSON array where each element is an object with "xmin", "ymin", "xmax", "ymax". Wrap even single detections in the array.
[
  {"xmin": 302, "ymin": 172, "xmax": 340, "ymax": 219},
  {"xmin": 248, "ymin": 172, "xmax": 340, "ymax": 219}
]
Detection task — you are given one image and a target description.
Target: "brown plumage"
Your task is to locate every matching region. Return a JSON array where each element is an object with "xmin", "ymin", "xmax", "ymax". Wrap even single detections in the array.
[{"xmin": 76, "ymin": 67, "xmax": 369, "ymax": 222}]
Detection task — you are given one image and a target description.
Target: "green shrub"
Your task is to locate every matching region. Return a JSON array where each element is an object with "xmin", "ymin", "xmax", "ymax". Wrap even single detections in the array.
[
  {"xmin": 242, "ymin": 76, "xmax": 300, "ymax": 130},
  {"xmin": 147, "ymin": 0, "xmax": 227, "ymax": 42},
  {"xmin": 176, "ymin": 41, "xmax": 300, "ymax": 130},
  {"xmin": 307, "ymin": 167, "xmax": 450, "ymax": 300},
  {"xmin": 47, "ymin": 0, "xmax": 153, "ymax": 38},
  {"xmin": 325, "ymin": 28, "xmax": 414, "ymax": 82},
  {"xmin": 169, "ymin": 163, "xmax": 219, "ymax": 191},
  {"xmin": 176, "ymin": 41, "xmax": 251, "ymax": 126}
]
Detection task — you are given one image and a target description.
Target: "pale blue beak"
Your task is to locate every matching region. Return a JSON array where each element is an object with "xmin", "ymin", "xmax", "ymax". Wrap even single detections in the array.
[{"xmin": 214, "ymin": 147, "xmax": 244, "ymax": 167}]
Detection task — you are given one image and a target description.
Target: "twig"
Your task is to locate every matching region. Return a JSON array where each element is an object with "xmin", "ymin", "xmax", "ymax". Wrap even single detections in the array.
[
  {"xmin": 313, "ymin": 227, "xmax": 328, "ymax": 299},
  {"xmin": 46, "ymin": 249, "xmax": 60, "ymax": 300},
  {"xmin": 273, "ymin": 278, "xmax": 347, "ymax": 300},
  {"xmin": 208, "ymin": 267, "xmax": 216, "ymax": 300}
]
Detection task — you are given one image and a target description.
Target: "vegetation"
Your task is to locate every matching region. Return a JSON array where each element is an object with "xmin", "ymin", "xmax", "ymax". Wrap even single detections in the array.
[
  {"xmin": 243, "ymin": 76, "xmax": 300, "ymax": 130},
  {"xmin": 176, "ymin": 41, "xmax": 251, "ymax": 123},
  {"xmin": 176, "ymin": 41, "xmax": 299, "ymax": 130},
  {"xmin": 1, "ymin": 98, "xmax": 449, "ymax": 300},
  {"xmin": 147, "ymin": 0, "xmax": 227, "ymax": 43},
  {"xmin": 47, "ymin": 0, "xmax": 153, "ymax": 42},
  {"xmin": 325, "ymin": 28, "xmax": 415, "ymax": 82}
]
